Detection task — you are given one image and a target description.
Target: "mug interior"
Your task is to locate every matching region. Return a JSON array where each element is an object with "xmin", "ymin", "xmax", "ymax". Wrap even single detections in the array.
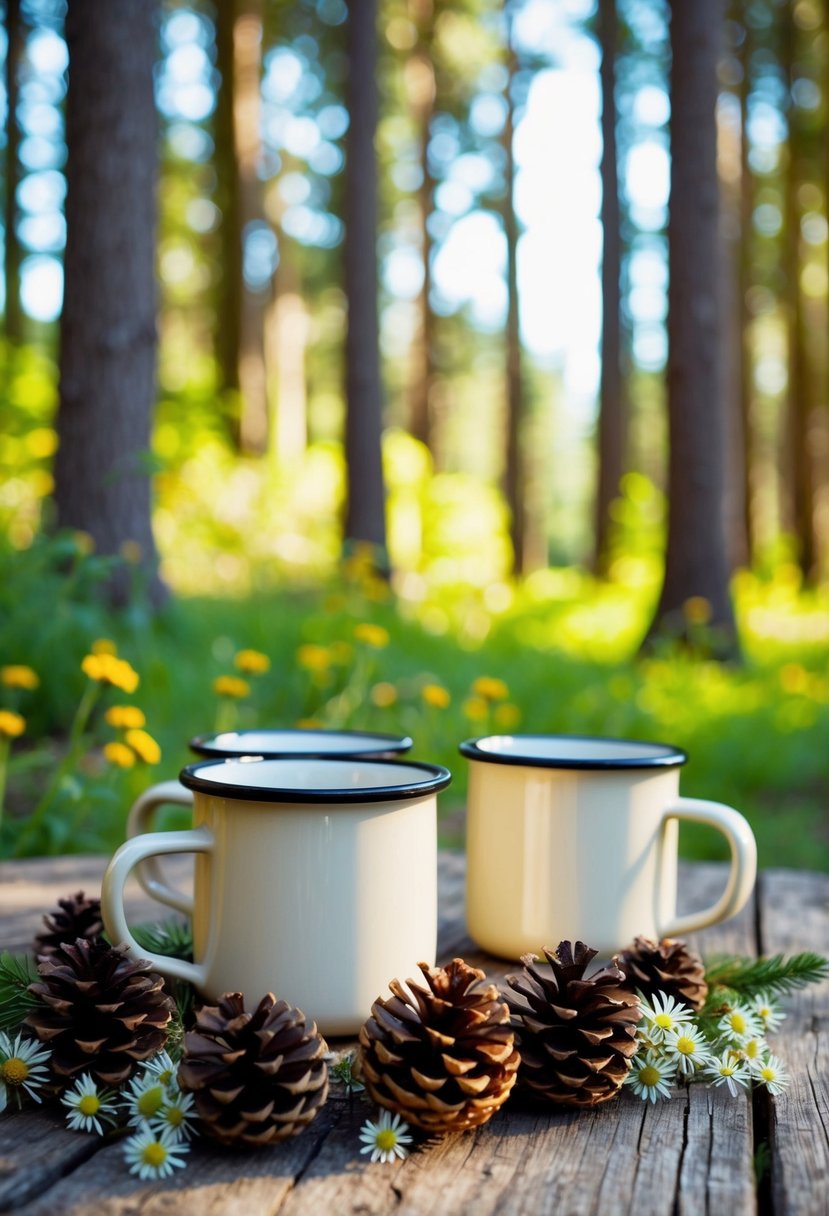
[
  {"xmin": 180, "ymin": 756, "xmax": 452, "ymax": 803},
  {"xmin": 189, "ymin": 728, "xmax": 413, "ymax": 758},
  {"xmin": 459, "ymin": 734, "xmax": 687, "ymax": 769}
]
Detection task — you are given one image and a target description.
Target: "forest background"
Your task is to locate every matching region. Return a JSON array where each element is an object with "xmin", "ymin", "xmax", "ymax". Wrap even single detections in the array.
[{"xmin": 1, "ymin": 0, "xmax": 828, "ymax": 871}]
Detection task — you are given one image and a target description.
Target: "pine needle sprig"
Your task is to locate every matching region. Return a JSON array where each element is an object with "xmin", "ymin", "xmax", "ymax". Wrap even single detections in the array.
[
  {"xmin": 702, "ymin": 951, "xmax": 828, "ymax": 1013},
  {"xmin": 0, "ymin": 952, "xmax": 41, "ymax": 1031},
  {"xmin": 126, "ymin": 919, "xmax": 193, "ymax": 962}
]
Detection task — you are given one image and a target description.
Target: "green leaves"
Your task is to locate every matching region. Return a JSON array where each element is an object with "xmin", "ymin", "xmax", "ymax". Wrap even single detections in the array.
[{"xmin": 0, "ymin": 952, "xmax": 40, "ymax": 1032}]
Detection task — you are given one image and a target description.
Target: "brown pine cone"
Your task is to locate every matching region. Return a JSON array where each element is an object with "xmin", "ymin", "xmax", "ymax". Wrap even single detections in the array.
[
  {"xmin": 25, "ymin": 939, "xmax": 174, "ymax": 1086},
  {"xmin": 616, "ymin": 936, "xmax": 708, "ymax": 1011},
  {"xmin": 506, "ymin": 941, "xmax": 641, "ymax": 1108},
  {"xmin": 358, "ymin": 958, "xmax": 520, "ymax": 1134},
  {"xmin": 178, "ymin": 992, "xmax": 329, "ymax": 1147},
  {"xmin": 33, "ymin": 891, "xmax": 104, "ymax": 958}
]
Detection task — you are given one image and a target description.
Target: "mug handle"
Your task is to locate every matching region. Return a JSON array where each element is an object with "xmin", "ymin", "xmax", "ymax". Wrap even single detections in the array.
[
  {"xmin": 658, "ymin": 797, "xmax": 757, "ymax": 937},
  {"xmin": 101, "ymin": 827, "xmax": 212, "ymax": 989},
  {"xmin": 127, "ymin": 781, "xmax": 195, "ymax": 915}
]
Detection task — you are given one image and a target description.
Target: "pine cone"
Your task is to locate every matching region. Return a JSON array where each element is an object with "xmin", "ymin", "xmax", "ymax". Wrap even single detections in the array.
[
  {"xmin": 33, "ymin": 891, "xmax": 104, "ymax": 958},
  {"xmin": 616, "ymin": 936, "xmax": 708, "ymax": 1011},
  {"xmin": 177, "ymin": 992, "xmax": 329, "ymax": 1147},
  {"xmin": 358, "ymin": 958, "xmax": 520, "ymax": 1134},
  {"xmin": 25, "ymin": 939, "xmax": 174, "ymax": 1086},
  {"xmin": 506, "ymin": 941, "xmax": 640, "ymax": 1108}
]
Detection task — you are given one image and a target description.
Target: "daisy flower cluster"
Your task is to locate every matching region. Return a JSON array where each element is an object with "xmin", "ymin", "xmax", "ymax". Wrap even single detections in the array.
[
  {"xmin": 61, "ymin": 1050, "xmax": 197, "ymax": 1180},
  {"xmin": 625, "ymin": 990, "xmax": 790, "ymax": 1104}
]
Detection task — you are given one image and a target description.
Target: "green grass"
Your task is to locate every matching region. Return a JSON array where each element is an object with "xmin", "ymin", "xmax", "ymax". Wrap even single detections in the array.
[{"xmin": 1, "ymin": 535, "xmax": 828, "ymax": 870}]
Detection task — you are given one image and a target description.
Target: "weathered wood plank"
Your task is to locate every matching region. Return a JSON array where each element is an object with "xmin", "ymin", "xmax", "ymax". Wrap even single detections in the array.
[{"xmin": 756, "ymin": 868, "xmax": 829, "ymax": 1216}]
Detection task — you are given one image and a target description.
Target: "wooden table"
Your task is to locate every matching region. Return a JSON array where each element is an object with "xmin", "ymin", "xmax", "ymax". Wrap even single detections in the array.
[{"xmin": 1, "ymin": 854, "xmax": 827, "ymax": 1215}]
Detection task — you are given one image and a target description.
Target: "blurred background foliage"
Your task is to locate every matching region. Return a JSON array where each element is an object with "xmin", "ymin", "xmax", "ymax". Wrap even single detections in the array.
[{"xmin": 0, "ymin": 0, "xmax": 828, "ymax": 868}]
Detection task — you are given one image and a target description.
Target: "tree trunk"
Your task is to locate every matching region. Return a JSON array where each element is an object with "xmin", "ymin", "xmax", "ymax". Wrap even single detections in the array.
[
  {"xmin": 214, "ymin": 0, "xmax": 268, "ymax": 454},
  {"xmin": 594, "ymin": 0, "xmax": 625, "ymax": 575},
  {"xmin": 737, "ymin": 17, "xmax": 756, "ymax": 566},
  {"xmin": 502, "ymin": 7, "xmax": 526, "ymax": 576},
  {"xmin": 343, "ymin": 0, "xmax": 388, "ymax": 560},
  {"xmin": 406, "ymin": 41, "xmax": 436, "ymax": 452},
  {"xmin": 645, "ymin": 0, "xmax": 736, "ymax": 653},
  {"xmin": 269, "ymin": 241, "xmax": 308, "ymax": 465},
  {"xmin": 3, "ymin": 0, "xmax": 24, "ymax": 344},
  {"xmin": 52, "ymin": 0, "xmax": 163, "ymax": 605}
]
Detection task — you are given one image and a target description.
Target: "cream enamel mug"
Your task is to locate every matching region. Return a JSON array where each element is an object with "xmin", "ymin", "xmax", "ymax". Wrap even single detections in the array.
[
  {"xmin": 460, "ymin": 735, "xmax": 757, "ymax": 959},
  {"xmin": 102, "ymin": 756, "xmax": 451, "ymax": 1036}
]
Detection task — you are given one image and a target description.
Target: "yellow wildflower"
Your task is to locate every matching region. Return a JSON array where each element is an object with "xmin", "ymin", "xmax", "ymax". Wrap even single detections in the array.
[
  {"xmin": 0, "ymin": 710, "xmax": 25, "ymax": 738},
  {"xmin": 353, "ymin": 624, "xmax": 390, "ymax": 649},
  {"xmin": 421, "ymin": 684, "xmax": 450, "ymax": 710},
  {"xmin": 462, "ymin": 696, "xmax": 489, "ymax": 722},
  {"xmin": 780, "ymin": 663, "xmax": 808, "ymax": 695},
  {"xmin": 91, "ymin": 638, "xmax": 118, "ymax": 656},
  {"xmin": 125, "ymin": 728, "xmax": 162, "ymax": 765},
  {"xmin": 105, "ymin": 705, "xmax": 146, "ymax": 730},
  {"xmin": 234, "ymin": 649, "xmax": 271, "ymax": 675},
  {"xmin": 81, "ymin": 653, "xmax": 139, "ymax": 694},
  {"xmin": 1, "ymin": 666, "xmax": 39, "ymax": 690},
  {"xmin": 472, "ymin": 676, "xmax": 509, "ymax": 702},
  {"xmin": 296, "ymin": 717, "xmax": 323, "ymax": 729},
  {"xmin": 682, "ymin": 596, "xmax": 712, "ymax": 626},
  {"xmin": 104, "ymin": 741, "xmax": 135, "ymax": 768},
  {"xmin": 297, "ymin": 645, "xmax": 332, "ymax": 673},
  {"xmin": 494, "ymin": 702, "xmax": 521, "ymax": 730},
  {"xmin": 371, "ymin": 682, "xmax": 398, "ymax": 708},
  {"xmin": 213, "ymin": 675, "xmax": 250, "ymax": 699}
]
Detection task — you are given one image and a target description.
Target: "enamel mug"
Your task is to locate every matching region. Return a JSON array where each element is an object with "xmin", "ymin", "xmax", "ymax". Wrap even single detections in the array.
[
  {"xmin": 102, "ymin": 756, "xmax": 451, "ymax": 1035},
  {"xmin": 460, "ymin": 735, "xmax": 757, "ymax": 959}
]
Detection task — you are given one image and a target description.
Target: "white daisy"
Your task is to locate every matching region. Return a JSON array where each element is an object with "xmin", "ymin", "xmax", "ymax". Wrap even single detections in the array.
[
  {"xmin": 142, "ymin": 1050, "xmax": 179, "ymax": 1091},
  {"xmin": 624, "ymin": 1052, "xmax": 674, "ymax": 1103},
  {"xmin": 753, "ymin": 992, "xmax": 785, "ymax": 1033},
  {"xmin": 752, "ymin": 1053, "xmax": 790, "ymax": 1096},
  {"xmin": 663, "ymin": 1024, "xmax": 713, "ymax": 1076},
  {"xmin": 123, "ymin": 1071, "xmax": 168, "ymax": 1126},
  {"xmin": 0, "ymin": 1032, "xmax": 51, "ymax": 1111},
  {"xmin": 717, "ymin": 1005, "xmax": 763, "ymax": 1045},
  {"xmin": 703, "ymin": 1052, "xmax": 751, "ymax": 1097},
  {"xmin": 732, "ymin": 1036, "xmax": 766, "ymax": 1066},
  {"xmin": 150, "ymin": 1089, "xmax": 199, "ymax": 1141},
  {"xmin": 123, "ymin": 1125, "xmax": 190, "ymax": 1180},
  {"xmin": 639, "ymin": 992, "xmax": 693, "ymax": 1044},
  {"xmin": 61, "ymin": 1073, "xmax": 118, "ymax": 1135},
  {"xmin": 359, "ymin": 1110, "xmax": 413, "ymax": 1163}
]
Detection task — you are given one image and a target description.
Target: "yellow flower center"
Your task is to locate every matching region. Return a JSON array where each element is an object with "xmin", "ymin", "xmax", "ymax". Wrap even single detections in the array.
[
  {"xmin": 376, "ymin": 1129, "xmax": 397, "ymax": 1151},
  {"xmin": 719, "ymin": 1065, "xmax": 735, "ymax": 1077},
  {"xmin": 655, "ymin": 1013, "xmax": 673, "ymax": 1029},
  {"xmin": 675, "ymin": 1036, "xmax": 696, "ymax": 1056},
  {"xmin": 142, "ymin": 1143, "xmax": 168, "ymax": 1168},
  {"xmin": 0, "ymin": 1057, "xmax": 28, "ymax": 1085},
  {"xmin": 78, "ymin": 1094, "xmax": 101, "ymax": 1116},
  {"xmin": 640, "ymin": 1065, "xmax": 661, "ymax": 1087},
  {"xmin": 137, "ymin": 1086, "xmax": 165, "ymax": 1117},
  {"xmin": 729, "ymin": 1013, "xmax": 747, "ymax": 1034},
  {"xmin": 758, "ymin": 1006, "xmax": 771, "ymax": 1020},
  {"xmin": 745, "ymin": 1040, "xmax": 761, "ymax": 1059},
  {"xmin": 760, "ymin": 1067, "xmax": 775, "ymax": 1083},
  {"xmin": 167, "ymin": 1106, "xmax": 184, "ymax": 1127}
]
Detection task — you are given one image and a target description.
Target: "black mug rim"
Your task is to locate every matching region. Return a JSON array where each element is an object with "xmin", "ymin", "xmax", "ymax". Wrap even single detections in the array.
[
  {"xmin": 459, "ymin": 733, "xmax": 688, "ymax": 771},
  {"xmin": 180, "ymin": 755, "xmax": 452, "ymax": 803},
  {"xmin": 189, "ymin": 727, "xmax": 414, "ymax": 759}
]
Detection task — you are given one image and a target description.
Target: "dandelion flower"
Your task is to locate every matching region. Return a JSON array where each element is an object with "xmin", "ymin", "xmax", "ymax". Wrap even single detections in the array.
[
  {"xmin": 471, "ymin": 676, "xmax": 509, "ymax": 701},
  {"xmin": 104, "ymin": 741, "xmax": 135, "ymax": 769},
  {"xmin": 123, "ymin": 1125, "xmax": 190, "ymax": 1180},
  {"xmin": 462, "ymin": 695, "xmax": 489, "ymax": 722},
  {"xmin": 703, "ymin": 1053, "xmax": 751, "ymax": 1097},
  {"xmin": 297, "ymin": 644, "xmax": 332, "ymax": 672},
  {"xmin": 212, "ymin": 675, "xmax": 250, "ymax": 699},
  {"xmin": 150, "ymin": 1090, "xmax": 198, "ymax": 1141},
  {"xmin": 625, "ymin": 1052, "xmax": 674, "ymax": 1103},
  {"xmin": 421, "ymin": 683, "xmax": 450, "ymax": 710},
  {"xmin": 717, "ymin": 1005, "xmax": 763, "ymax": 1045},
  {"xmin": 234, "ymin": 649, "xmax": 270, "ymax": 675},
  {"xmin": 639, "ymin": 992, "xmax": 693, "ymax": 1044},
  {"xmin": 123, "ymin": 1072, "xmax": 168, "ymax": 1125},
  {"xmin": 753, "ymin": 1053, "xmax": 790, "ymax": 1096},
  {"xmin": 0, "ymin": 1032, "xmax": 51, "ymax": 1111},
  {"xmin": 81, "ymin": 653, "xmax": 139, "ymax": 693},
  {"xmin": 105, "ymin": 705, "xmax": 146, "ymax": 730},
  {"xmin": 359, "ymin": 1110, "xmax": 413, "ymax": 1163},
  {"xmin": 753, "ymin": 992, "xmax": 785, "ymax": 1033},
  {"xmin": 663, "ymin": 1024, "xmax": 712, "ymax": 1076},
  {"xmin": 125, "ymin": 728, "xmax": 162, "ymax": 765},
  {"xmin": 0, "ymin": 710, "xmax": 25, "ymax": 739},
  {"xmin": 353, "ymin": 623, "xmax": 390, "ymax": 649},
  {"xmin": 1, "ymin": 665, "xmax": 39, "ymax": 690},
  {"xmin": 494, "ymin": 703, "xmax": 521, "ymax": 729},
  {"xmin": 370, "ymin": 682, "xmax": 398, "ymax": 708},
  {"xmin": 61, "ymin": 1073, "xmax": 118, "ymax": 1135},
  {"xmin": 91, "ymin": 638, "xmax": 118, "ymax": 656}
]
